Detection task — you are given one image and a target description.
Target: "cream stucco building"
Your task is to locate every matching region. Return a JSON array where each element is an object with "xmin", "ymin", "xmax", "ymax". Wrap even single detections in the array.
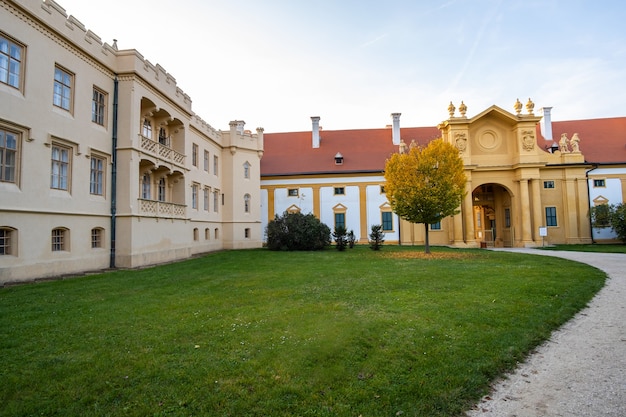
[{"xmin": 1, "ymin": 0, "xmax": 264, "ymax": 283}]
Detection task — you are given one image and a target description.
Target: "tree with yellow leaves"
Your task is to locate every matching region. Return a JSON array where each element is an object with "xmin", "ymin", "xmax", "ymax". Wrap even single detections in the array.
[{"xmin": 384, "ymin": 138, "xmax": 466, "ymax": 253}]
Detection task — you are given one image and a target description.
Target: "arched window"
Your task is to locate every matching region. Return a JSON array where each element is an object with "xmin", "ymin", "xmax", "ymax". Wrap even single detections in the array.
[
  {"xmin": 244, "ymin": 193, "xmax": 251, "ymax": 213},
  {"xmin": 193, "ymin": 228, "xmax": 199, "ymax": 241},
  {"xmin": 142, "ymin": 119, "xmax": 152, "ymax": 138},
  {"xmin": 0, "ymin": 227, "xmax": 17, "ymax": 256},
  {"xmin": 243, "ymin": 161, "xmax": 251, "ymax": 179},
  {"xmin": 91, "ymin": 227, "xmax": 104, "ymax": 248},
  {"xmin": 205, "ymin": 228, "xmax": 210, "ymax": 240},
  {"xmin": 214, "ymin": 228, "xmax": 219, "ymax": 240},
  {"xmin": 51, "ymin": 227, "xmax": 69, "ymax": 252}
]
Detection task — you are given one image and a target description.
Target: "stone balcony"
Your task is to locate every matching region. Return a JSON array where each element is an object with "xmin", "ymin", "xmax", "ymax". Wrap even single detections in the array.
[
  {"xmin": 138, "ymin": 199, "xmax": 186, "ymax": 219},
  {"xmin": 139, "ymin": 135, "xmax": 185, "ymax": 166}
]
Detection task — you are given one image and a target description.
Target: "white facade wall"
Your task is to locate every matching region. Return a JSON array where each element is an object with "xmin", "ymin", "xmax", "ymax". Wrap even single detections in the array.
[
  {"xmin": 261, "ymin": 175, "xmax": 400, "ymax": 243},
  {"xmin": 366, "ymin": 184, "xmax": 399, "ymax": 242},
  {"xmin": 319, "ymin": 185, "xmax": 360, "ymax": 235},
  {"xmin": 588, "ymin": 167, "xmax": 626, "ymax": 241}
]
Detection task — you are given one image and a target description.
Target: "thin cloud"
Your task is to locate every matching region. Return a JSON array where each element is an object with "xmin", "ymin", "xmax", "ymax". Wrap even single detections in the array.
[{"xmin": 359, "ymin": 33, "xmax": 389, "ymax": 49}]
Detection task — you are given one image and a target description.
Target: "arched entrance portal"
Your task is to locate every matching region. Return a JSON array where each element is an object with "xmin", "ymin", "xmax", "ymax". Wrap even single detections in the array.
[{"xmin": 472, "ymin": 184, "xmax": 513, "ymax": 248}]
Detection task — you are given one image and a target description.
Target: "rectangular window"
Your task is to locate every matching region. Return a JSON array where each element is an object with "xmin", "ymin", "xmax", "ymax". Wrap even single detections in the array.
[
  {"xmin": 51, "ymin": 144, "xmax": 70, "ymax": 190},
  {"xmin": 53, "ymin": 65, "xmax": 73, "ymax": 111},
  {"xmin": 157, "ymin": 177, "xmax": 166, "ymax": 202},
  {"xmin": 334, "ymin": 187, "xmax": 345, "ymax": 195},
  {"xmin": 504, "ymin": 208, "xmax": 511, "ymax": 228},
  {"xmin": 380, "ymin": 185, "xmax": 386, "ymax": 194},
  {"xmin": 546, "ymin": 206, "xmax": 557, "ymax": 227},
  {"xmin": 142, "ymin": 119, "xmax": 152, "ymax": 138},
  {"xmin": 382, "ymin": 211, "xmax": 393, "ymax": 231},
  {"xmin": 334, "ymin": 212, "xmax": 345, "ymax": 229},
  {"xmin": 91, "ymin": 228, "xmax": 103, "ymax": 248},
  {"xmin": 192, "ymin": 143, "xmax": 198, "ymax": 167},
  {"xmin": 90, "ymin": 156, "xmax": 104, "ymax": 195},
  {"xmin": 245, "ymin": 228, "xmax": 250, "ymax": 239},
  {"xmin": 288, "ymin": 188, "xmax": 299, "ymax": 197},
  {"xmin": 543, "ymin": 180, "xmax": 555, "ymax": 189},
  {"xmin": 213, "ymin": 190, "xmax": 219, "ymax": 213},
  {"xmin": 430, "ymin": 221, "xmax": 441, "ymax": 230},
  {"xmin": 51, "ymin": 228, "xmax": 66, "ymax": 251},
  {"xmin": 192, "ymin": 183, "xmax": 198, "ymax": 209},
  {"xmin": 0, "ymin": 228, "xmax": 13, "ymax": 255},
  {"xmin": 92, "ymin": 87, "xmax": 106, "ymax": 125},
  {"xmin": 204, "ymin": 150, "xmax": 209, "ymax": 172},
  {"xmin": 203, "ymin": 187, "xmax": 209, "ymax": 211},
  {"xmin": 213, "ymin": 155, "xmax": 219, "ymax": 175},
  {"xmin": 0, "ymin": 128, "xmax": 18, "ymax": 183},
  {"xmin": 0, "ymin": 34, "xmax": 23, "ymax": 90},
  {"xmin": 593, "ymin": 179, "xmax": 606, "ymax": 187},
  {"xmin": 141, "ymin": 173, "xmax": 151, "ymax": 199},
  {"xmin": 244, "ymin": 162, "xmax": 251, "ymax": 179}
]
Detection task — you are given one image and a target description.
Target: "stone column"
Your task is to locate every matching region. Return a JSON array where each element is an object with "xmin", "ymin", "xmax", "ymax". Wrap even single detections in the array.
[
  {"xmin": 463, "ymin": 182, "xmax": 475, "ymax": 245},
  {"xmin": 576, "ymin": 179, "xmax": 592, "ymax": 243},
  {"xmin": 358, "ymin": 184, "xmax": 369, "ymax": 243},
  {"xmin": 265, "ymin": 186, "xmax": 276, "ymax": 221},
  {"xmin": 312, "ymin": 185, "xmax": 321, "ymax": 218},
  {"xmin": 531, "ymin": 179, "xmax": 542, "ymax": 242},
  {"xmin": 564, "ymin": 179, "xmax": 580, "ymax": 243},
  {"xmin": 519, "ymin": 179, "xmax": 533, "ymax": 245}
]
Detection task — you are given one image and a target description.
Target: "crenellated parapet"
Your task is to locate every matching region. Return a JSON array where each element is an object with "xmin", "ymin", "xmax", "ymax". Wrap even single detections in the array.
[
  {"xmin": 191, "ymin": 114, "xmax": 221, "ymax": 142},
  {"xmin": 9, "ymin": 0, "xmax": 194, "ymax": 113},
  {"xmin": 7, "ymin": 0, "xmax": 119, "ymax": 65},
  {"xmin": 115, "ymin": 49, "xmax": 193, "ymax": 113}
]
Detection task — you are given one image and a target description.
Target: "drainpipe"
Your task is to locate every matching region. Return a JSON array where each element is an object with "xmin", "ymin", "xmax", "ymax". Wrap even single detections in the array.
[
  {"xmin": 110, "ymin": 75, "xmax": 119, "ymax": 268},
  {"xmin": 586, "ymin": 164, "xmax": 598, "ymax": 244}
]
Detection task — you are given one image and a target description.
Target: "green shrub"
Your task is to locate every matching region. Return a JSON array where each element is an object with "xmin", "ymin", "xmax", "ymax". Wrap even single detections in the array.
[
  {"xmin": 369, "ymin": 224, "xmax": 385, "ymax": 250},
  {"xmin": 609, "ymin": 203, "xmax": 626, "ymax": 243},
  {"xmin": 347, "ymin": 230, "xmax": 356, "ymax": 248},
  {"xmin": 333, "ymin": 225, "xmax": 348, "ymax": 251},
  {"xmin": 265, "ymin": 211, "xmax": 331, "ymax": 250}
]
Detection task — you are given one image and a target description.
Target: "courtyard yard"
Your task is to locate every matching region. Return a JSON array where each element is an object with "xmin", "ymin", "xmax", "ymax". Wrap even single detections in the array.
[{"xmin": 0, "ymin": 246, "xmax": 606, "ymax": 417}]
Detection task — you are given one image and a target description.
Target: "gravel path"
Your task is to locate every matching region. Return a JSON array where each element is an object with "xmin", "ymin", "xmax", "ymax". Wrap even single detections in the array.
[{"xmin": 466, "ymin": 249, "xmax": 626, "ymax": 417}]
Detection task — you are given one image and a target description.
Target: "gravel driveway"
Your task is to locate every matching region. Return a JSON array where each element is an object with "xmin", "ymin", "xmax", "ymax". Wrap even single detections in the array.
[{"xmin": 466, "ymin": 249, "xmax": 626, "ymax": 417}]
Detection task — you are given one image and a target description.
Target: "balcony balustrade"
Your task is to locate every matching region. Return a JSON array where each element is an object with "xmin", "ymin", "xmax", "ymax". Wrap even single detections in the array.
[
  {"xmin": 138, "ymin": 199, "xmax": 186, "ymax": 219},
  {"xmin": 140, "ymin": 135, "xmax": 185, "ymax": 166}
]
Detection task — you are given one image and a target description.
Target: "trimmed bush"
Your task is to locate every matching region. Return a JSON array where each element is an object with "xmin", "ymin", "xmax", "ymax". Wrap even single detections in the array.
[{"xmin": 266, "ymin": 211, "xmax": 331, "ymax": 251}]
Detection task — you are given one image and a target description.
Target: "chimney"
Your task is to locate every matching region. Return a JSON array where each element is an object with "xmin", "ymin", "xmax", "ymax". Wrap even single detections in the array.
[
  {"xmin": 236, "ymin": 120, "xmax": 245, "ymax": 134},
  {"xmin": 311, "ymin": 116, "xmax": 321, "ymax": 148},
  {"xmin": 391, "ymin": 113, "xmax": 401, "ymax": 145},
  {"xmin": 540, "ymin": 107, "xmax": 553, "ymax": 141}
]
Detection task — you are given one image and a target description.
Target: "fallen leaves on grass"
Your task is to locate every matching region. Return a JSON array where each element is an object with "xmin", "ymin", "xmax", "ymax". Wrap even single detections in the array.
[{"xmin": 379, "ymin": 251, "xmax": 475, "ymax": 260}]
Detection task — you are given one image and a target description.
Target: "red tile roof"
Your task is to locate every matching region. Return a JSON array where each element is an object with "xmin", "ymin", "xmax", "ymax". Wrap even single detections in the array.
[
  {"xmin": 542, "ymin": 117, "xmax": 626, "ymax": 164},
  {"xmin": 261, "ymin": 117, "xmax": 626, "ymax": 176},
  {"xmin": 261, "ymin": 127, "xmax": 440, "ymax": 176}
]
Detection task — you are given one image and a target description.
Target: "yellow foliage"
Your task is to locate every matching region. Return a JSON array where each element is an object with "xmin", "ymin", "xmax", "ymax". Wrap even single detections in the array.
[{"xmin": 384, "ymin": 138, "xmax": 466, "ymax": 225}]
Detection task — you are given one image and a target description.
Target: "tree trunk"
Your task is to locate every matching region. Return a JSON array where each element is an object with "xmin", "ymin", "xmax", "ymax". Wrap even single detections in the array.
[{"xmin": 424, "ymin": 223, "xmax": 431, "ymax": 254}]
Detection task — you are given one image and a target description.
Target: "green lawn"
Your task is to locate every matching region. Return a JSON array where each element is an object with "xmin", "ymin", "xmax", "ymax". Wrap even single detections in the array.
[
  {"xmin": 538, "ymin": 244, "xmax": 626, "ymax": 253},
  {"xmin": 0, "ymin": 246, "xmax": 606, "ymax": 417}
]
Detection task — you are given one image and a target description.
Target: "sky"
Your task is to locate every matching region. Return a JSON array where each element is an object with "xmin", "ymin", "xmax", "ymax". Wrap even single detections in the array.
[{"xmin": 55, "ymin": 0, "xmax": 626, "ymax": 133}]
